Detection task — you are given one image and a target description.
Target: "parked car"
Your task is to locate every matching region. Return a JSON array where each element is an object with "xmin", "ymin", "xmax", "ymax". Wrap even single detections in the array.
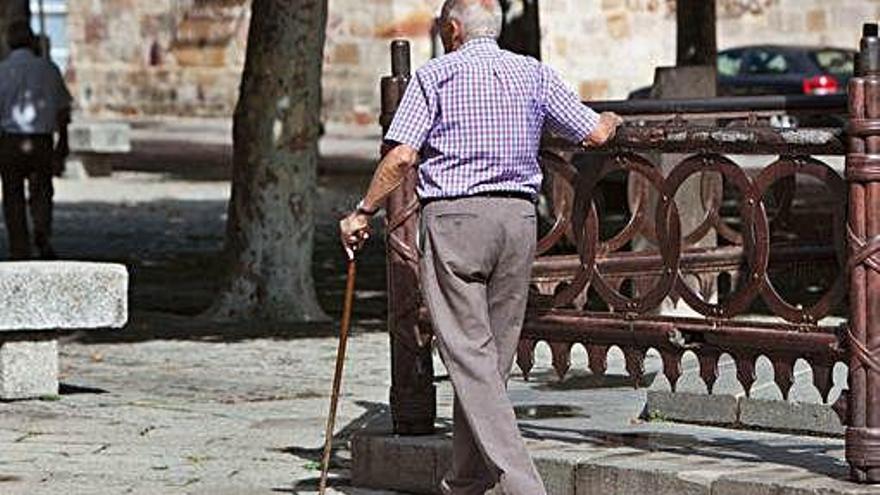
[{"xmin": 628, "ymin": 45, "xmax": 855, "ymax": 99}]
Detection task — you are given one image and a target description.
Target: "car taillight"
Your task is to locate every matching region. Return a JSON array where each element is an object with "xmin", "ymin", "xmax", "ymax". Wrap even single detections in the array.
[{"xmin": 803, "ymin": 75, "xmax": 839, "ymax": 95}]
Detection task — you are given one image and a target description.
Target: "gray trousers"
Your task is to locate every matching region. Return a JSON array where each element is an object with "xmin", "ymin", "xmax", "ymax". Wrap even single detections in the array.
[{"xmin": 420, "ymin": 197, "xmax": 545, "ymax": 495}]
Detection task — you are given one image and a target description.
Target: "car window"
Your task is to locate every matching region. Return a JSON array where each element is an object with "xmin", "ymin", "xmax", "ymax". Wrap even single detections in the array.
[
  {"xmin": 718, "ymin": 51, "xmax": 743, "ymax": 77},
  {"xmin": 811, "ymin": 50, "xmax": 854, "ymax": 77},
  {"xmin": 744, "ymin": 49, "xmax": 791, "ymax": 75}
]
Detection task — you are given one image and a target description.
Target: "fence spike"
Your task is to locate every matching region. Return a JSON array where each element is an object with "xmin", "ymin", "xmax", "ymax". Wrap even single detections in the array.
[
  {"xmin": 586, "ymin": 344, "xmax": 608, "ymax": 376},
  {"xmin": 624, "ymin": 347, "xmax": 647, "ymax": 388},
  {"xmin": 550, "ymin": 342, "xmax": 573, "ymax": 380},
  {"xmin": 516, "ymin": 339, "xmax": 536, "ymax": 381},
  {"xmin": 735, "ymin": 353, "xmax": 757, "ymax": 398},
  {"xmin": 699, "ymin": 352, "xmax": 720, "ymax": 394},
  {"xmin": 811, "ymin": 363, "xmax": 834, "ymax": 404},
  {"xmin": 660, "ymin": 349, "xmax": 683, "ymax": 392},
  {"xmin": 772, "ymin": 357, "xmax": 795, "ymax": 401},
  {"xmin": 669, "ymin": 285, "xmax": 682, "ymax": 308}
]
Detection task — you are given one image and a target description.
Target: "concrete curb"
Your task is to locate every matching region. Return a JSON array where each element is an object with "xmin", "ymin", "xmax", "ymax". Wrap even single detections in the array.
[
  {"xmin": 645, "ymin": 391, "xmax": 845, "ymax": 437},
  {"xmin": 352, "ymin": 428, "xmax": 873, "ymax": 495}
]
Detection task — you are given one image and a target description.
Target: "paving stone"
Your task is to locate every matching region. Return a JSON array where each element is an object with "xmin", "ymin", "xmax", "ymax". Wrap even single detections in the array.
[
  {"xmin": 739, "ymin": 398, "xmax": 844, "ymax": 436},
  {"xmin": 711, "ymin": 465, "xmax": 879, "ymax": 495},
  {"xmin": 352, "ymin": 432, "xmax": 444, "ymax": 494},
  {"xmin": 531, "ymin": 448, "xmax": 587, "ymax": 495},
  {"xmin": 645, "ymin": 391, "xmax": 738, "ymax": 425},
  {"xmin": 0, "ymin": 341, "xmax": 57, "ymax": 399},
  {"xmin": 575, "ymin": 450, "xmax": 715, "ymax": 495}
]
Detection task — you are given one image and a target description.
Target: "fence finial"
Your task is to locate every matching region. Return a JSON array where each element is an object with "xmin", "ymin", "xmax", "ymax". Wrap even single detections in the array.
[
  {"xmin": 859, "ymin": 23, "xmax": 880, "ymax": 77},
  {"xmin": 391, "ymin": 40, "xmax": 411, "ymax": 78}
]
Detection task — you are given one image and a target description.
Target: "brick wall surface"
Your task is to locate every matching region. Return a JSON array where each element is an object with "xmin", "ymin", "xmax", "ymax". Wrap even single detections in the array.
[
  {"xmin": 541, "ymin": 0, "xmax": 880, "ymax": 102},
  {"xmin": 65, "ymin": 0, "xmax": 880, "ymax": 131},
  {"xmin": 67, "ymin": 0, "xmax": 249, "ymax": 117}
]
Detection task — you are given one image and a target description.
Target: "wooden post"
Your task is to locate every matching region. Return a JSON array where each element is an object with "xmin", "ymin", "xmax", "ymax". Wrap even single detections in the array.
[
  {"xmin": 381, "ymin": 40, "xmax": 436, "ymax": 436},
  {"xmin": 845, "ymin": 22, "xmax": 880, "ymax": 484}
]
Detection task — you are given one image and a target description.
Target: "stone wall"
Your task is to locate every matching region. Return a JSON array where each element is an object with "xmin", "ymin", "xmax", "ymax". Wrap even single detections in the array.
[
  {"xmin": 541, "ymin": 0, "xmax": 880, "ymax": 102},
  {"xmin": 67, "ymin": 0, "xmax": 249, "ymax": 117},
  {"xmin": 66, "ymin": 0, "xmax": 880, "ymax": 130},
  {"xmin": 323, "ymin": 0, "xmax": 441, "ymax": 131}
]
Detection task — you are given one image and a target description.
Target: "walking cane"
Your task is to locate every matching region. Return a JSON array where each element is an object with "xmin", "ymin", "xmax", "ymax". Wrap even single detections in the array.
[{"xmin": 318, "ymin": 250, "xmax": 358, "ymax": 495}]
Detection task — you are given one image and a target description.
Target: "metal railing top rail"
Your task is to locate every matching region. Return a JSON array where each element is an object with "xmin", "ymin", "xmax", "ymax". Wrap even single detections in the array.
[
  {"xmin": 585, "ymin": 93, "xmax": 848, "ymax": 117},
  {"xmin": 544, "ymin": 124, "xmax": 846, "ymax": 155}
]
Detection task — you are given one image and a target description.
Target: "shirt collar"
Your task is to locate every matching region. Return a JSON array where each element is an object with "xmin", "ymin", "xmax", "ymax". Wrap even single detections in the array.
[{"xmin": 458, "ymin": 37, "xmax": 500, "ymax": 57}]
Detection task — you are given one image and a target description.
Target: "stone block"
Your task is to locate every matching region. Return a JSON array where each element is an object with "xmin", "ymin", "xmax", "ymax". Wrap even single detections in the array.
[
  {"xmin": 0, "ymin": 262, "xmax": 128, "ymax": 331},
  {"xmin": 601, "ymin": 0, "xmax": 624, "ymax": 10},
  {"xmin": 645, "ymin": 391, "xmax": 738, "ymax": 425},
  {"xmin": 647, "ymin": 351, "xmax": 847, "ymax": 436},
  {"xmin": 604, "ymin": 11, "xmax": 630, "ymax": 39},
  {"xmin": 710, "ymin": 465, "xmax": 875, "ymax": 495},
  {"xmin": 69, "ymin": 122, "xmax": 132, "ymax": 154},
  {"xmin": 578, "ymin": 79, "xmax": 610, "ymax": 101},
  {"xmin": 351, "ymin": 432, "xmax": 446, "ymax": 495},
  {"xmin": 576, "ymin": 451, "xmax": 713, "ymax": 495},
  {"xmin": 332, "ymin": 43, "xmax": 361, "ymax": 65},
  {"xmin": 806, "ymin": 9, "xmax": 827, "ymax": 32},
  {"xmin": 531, "ymin": 447, "xmax": 587, "ymax": 495},
  {"xmin": 739, "ymin": 398, "xmax": 844, "ymax": 436},
  {"xmin": 0, "ymin": 340, "xmax": 58, "ymax": 400}
]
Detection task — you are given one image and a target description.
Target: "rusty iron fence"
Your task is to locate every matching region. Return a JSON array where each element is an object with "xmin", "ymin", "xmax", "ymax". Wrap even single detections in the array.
[{"xmin": 379, "ymin": 25, "xmax": 880, "ymax": 482}]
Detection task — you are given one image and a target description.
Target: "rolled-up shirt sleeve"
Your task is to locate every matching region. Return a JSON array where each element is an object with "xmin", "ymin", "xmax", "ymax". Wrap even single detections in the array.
[
  {"xmin": 385, "ymin": 70, "xmax": 436, "ymax": 150},
  {"xmin": 541, "ymin": 64, "xmax": 600, "ymax": 144}
]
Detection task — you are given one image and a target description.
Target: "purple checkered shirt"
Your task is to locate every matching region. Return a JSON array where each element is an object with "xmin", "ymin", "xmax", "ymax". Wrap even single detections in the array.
[{"xmin": 385, "ymin": 37, "xmax": 600, "ymax": 200}]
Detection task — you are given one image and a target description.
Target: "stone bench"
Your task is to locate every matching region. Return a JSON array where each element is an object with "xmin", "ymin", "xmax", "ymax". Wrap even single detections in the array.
[
  {"xmin": 0, "ymin": 262, "xmax": 128, "ymax": 399},
  {"xmin": 66, "ymin": 122, "xmax": 132, "ymax": 178}
]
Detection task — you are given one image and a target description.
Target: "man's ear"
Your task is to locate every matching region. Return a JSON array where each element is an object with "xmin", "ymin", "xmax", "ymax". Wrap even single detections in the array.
[{"xmin": 450, "ymin": 18, "xmax": 464, "ymax": 45}]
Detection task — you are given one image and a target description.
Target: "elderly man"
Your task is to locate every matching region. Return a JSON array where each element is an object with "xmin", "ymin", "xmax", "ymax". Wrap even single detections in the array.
[
  {"xmin": 340, "ymin": 1, "xmax": 621, "ymax": 493},
  {"xmin": 0, "ymin": 21, "xmax": 71, "ymax": 259}
]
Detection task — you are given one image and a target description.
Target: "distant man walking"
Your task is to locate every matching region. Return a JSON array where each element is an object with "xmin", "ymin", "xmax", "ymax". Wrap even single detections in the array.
[
  {"xmin": 0, "ymin": 21, "xmax": 71, "ymax": 259},
  {"xmin": 340, "ymin": 1, "xmax": 621, "ymax": 493}
]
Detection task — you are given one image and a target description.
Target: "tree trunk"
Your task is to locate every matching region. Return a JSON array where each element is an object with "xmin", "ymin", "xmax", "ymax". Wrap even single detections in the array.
[
  {"xmin": 676, "ymin": 0, "xmax": 716, "ymax": 66},
  {"xmin": 0, "ymin": 0, "xmax": 30, "ymax": 58},
  {"xmin": 207, "ymin": 0, "xmax": 329, "ymax": 323}
]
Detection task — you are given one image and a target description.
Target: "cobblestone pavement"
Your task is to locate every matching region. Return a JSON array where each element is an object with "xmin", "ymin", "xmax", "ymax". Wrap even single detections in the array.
[
  {"xmin": 1, "ymin": 331, "xmax": 400, "ymax": 494},
  {"xmin": 0, "ymin": 163, "xmax": 404, "ymax": 494}
]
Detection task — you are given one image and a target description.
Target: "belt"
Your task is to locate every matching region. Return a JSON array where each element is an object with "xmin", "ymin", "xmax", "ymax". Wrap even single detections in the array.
[{"xmin": 420, "ymin": 190, "xmax": 536, "ymax": 207}]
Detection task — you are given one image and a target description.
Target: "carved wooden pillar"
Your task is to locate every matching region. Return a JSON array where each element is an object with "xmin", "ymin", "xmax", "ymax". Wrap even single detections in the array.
[
  {"xmin": 846, "ymin": 23, "xmax": 880, "ymax": 483},
  {"xmin": 381, "ymin": 40, "xmax": 436, "ymax": 435}
]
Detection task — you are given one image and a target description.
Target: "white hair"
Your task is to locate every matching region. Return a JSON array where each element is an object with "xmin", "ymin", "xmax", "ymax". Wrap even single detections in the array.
[{"xmin": 441, "ymin": 0, "xmax": 503, "ymax": 41}]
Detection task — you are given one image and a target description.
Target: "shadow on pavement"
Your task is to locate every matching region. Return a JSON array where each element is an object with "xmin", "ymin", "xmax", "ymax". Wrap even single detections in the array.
[
  {"xmin": 518, "ymin": 421, "xmax": 849, "ymax": 478},
  {"xmin": 278, "ymin": 400, "xmax": 389, "ymax": 494}
]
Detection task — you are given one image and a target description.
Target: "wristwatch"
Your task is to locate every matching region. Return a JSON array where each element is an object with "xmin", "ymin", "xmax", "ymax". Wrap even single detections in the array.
[{"xmin": 356, "ymin": 199, "xmax": 378, "ymax": 216}]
